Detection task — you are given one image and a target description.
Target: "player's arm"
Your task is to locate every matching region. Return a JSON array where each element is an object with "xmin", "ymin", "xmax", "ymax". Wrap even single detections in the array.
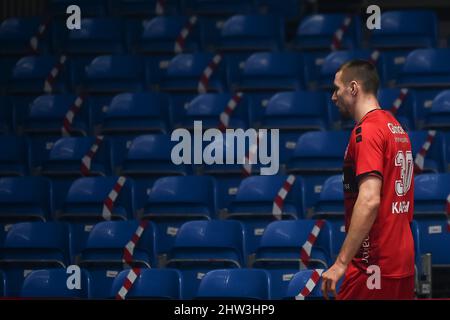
[{"xmin": 321, "ymin": 175, "xmax": 382, "ymax": 299}]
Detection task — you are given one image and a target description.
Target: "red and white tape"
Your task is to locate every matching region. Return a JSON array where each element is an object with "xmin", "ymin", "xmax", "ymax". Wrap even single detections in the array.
[
  {"xmin": 174, "ymin": 16, "xmax": 198, "ymax": 54},
  {"xmin": 29, "ymin": 19, "xmax": 50, "ymax": 54},
  {"xmin": 122, "ymin": 220, "xmax": 149, "ymax": 267},
  {"xmin": 242, "ymin": 131, "xmax": 264, "ymax": 177},
  {"xmin": 272, "ymin": 175, "xmax": 296, "ymax": 220},
  {"xmin": 414, "ymin": 130, "xmax": 436, "ymax": 173},
  {"xmin": 80, "ymin": 136, "xmax": 105, "ymax": 176},
  {"xmin": 389, "ymin": 88, "xmax": 408, "ymax": 115},
  {"xmin": 295, "ymin": 269, "xmax": 324, "ymax": 300},
  {"xmin": 218, "ymin": 92, "xmax": 243, "ymax": 132},
  {"xmin": 155, "ymin": 0, "xmax": 166, "ymax": 15},
  {"xmin": 446, "ymin": 194, "xmax": 450, "ymax": 232},
  {"xmin": 115, "ymin": 267, "xmax": 141, "ymax": 300},
  {"xmin": 102, "ymin": 176, "xmax": 127, "ymax": 221},
  {"xmin": 198, "ymin": 54, "xmax": 223, "ymax": 94},
  {"xmin": 61, "ymin": 95, "xmax": 85, "ymax": 137},
  {"xmin": 44, "ymin": 55, "xmax": 67, "ymax": 94},
  {"xmin": 300, "ymin": 220, "xmax": 325, "ymax": 269},
  {"xmin": 330, "ymin": 15, "xmax": 352, "ymax": 51}
]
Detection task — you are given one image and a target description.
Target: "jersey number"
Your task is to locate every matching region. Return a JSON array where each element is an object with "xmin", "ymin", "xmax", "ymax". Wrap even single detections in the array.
[{"xmin": 394, "ymin": 151, "xmax": 413, "ymax": 196}]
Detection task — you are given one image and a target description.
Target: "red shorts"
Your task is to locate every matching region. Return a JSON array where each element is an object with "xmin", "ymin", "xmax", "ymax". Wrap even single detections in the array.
[{"xmin": 337, "ymin": 263, "xmax": 415, "ymax": 300}]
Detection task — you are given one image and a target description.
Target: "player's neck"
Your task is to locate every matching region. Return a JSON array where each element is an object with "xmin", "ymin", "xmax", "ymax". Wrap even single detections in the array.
[{"xmin": 353, "ymin": 96, "xmax": 381, "ymax": 123}]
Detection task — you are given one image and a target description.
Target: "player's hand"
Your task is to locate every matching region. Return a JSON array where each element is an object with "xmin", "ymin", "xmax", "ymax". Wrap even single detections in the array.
[{"xmin": 321, "ymin": 261, "xmax": 347, "ymax": 300}]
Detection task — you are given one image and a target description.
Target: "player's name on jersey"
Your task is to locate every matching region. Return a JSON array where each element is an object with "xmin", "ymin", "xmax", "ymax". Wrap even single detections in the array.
[{"xmin": 391, "ymin": 200, "xmax": 410, "ymax": 214}]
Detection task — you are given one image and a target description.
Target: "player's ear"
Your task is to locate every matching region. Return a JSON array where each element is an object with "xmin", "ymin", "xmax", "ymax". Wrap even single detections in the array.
[{"xmin": 350, "ymin": 81, "xmax": 358, "ymax": 96}]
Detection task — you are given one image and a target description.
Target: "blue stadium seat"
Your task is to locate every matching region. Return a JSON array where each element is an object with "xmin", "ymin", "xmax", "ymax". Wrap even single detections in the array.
[
  {"xmin": 59, "ymin": 176, "xmax": 136, "ymax": 260},
  {"xmin": 101, "ymin": 92, "xmax": 171, "ymax": 135},
  {"xmin": 80, "ymin": 55, "xmax": 145, "ymax": 94},
  {"xmin": 252, "ymin": 220, "xmax": 333, "ymax": 300},
  {"xmin": 286, "ymin": 131, "xmax": 349, "ymax": 211},
  {"xmin": 262, "ymin": 91, "xmax": 329, "ymax": 163},
  {"xmin": 227, "ymin": 175, "xmax": 305, "ymax": 255},
  {"xmin": 397, "ymin": 48, "xmax": 450, "ymax": 115},
  {"xmin": 0, "ymin": 136, "xmax": 30, "ymax": 176},
  {"xmin": 143, "ymin": 176, "xmax": 216, "ymax": 254},
  {"xmin": 119, "ymin": 134, "xmax": 192, "ymax": 209},
  {"xmin": 23, "ymin": 94, "xmax": 90, "ymax": 136},
  {"xmin": 79, "ymin": 220, "xmax": 158, "ymax": 298},
  {"xmin": 166, "ymin": 220, "xmax": 246, "ymax": 299},
  {"xmin": 110, "ymin": 0, "xmax": 180, "ymax": 17},
  {"xmin": 196, "ymin": 269, "xmax": 271, "ymax": 299},
  {"xmin": 21, "ymin": 268, "xmax": 92, "ymax": 299},
  {"xmin": 369, "ymin": 11, "xmax": 438, "ymax": 84},
  {"xmin": 319, "ymin": 50, "xmax": 386, "ymax": 89},
  {"xmin": 110, "ymin": 268, "xmax": 183, "ymax": 299},
  {"xmin": 180, "ymin": 93, "xmax": 250, "ymax": 130},
  {"xmin": 284, "ymin": 269, "xmax": 342, "ymax": 300},
  {"xmin": 0, "ymin": 222, "xmax": 71, "ymax": 296},
  {"xmin": 10, "ymin": 55, "xmax": 68, "ymax": 94},
  {"xmin": 409, "ymin": 131, "xmax": 447, "ymax": 173},
  {"xmin": 49, "ymin": 0, "xmax": 108, "ymax": 16},
  {"xmin": 424, "ymin": 90, "xmax": 450, "ymax": 131},
  {"xmin": 0, "ymin": 177, "xmax": 52, "ymax": 225},
  {"xmin": 313, "ymin": 175, "xmax": 345, "ymax": 257},
  {"xmin": 0, "ymin": 17, "xmax": 51, "ymax": 56}
]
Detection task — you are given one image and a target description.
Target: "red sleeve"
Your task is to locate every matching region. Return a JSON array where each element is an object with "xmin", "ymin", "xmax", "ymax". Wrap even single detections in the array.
[{"xmin": 353, "ymin": 123, "xmax": 385, "ymax": 181}]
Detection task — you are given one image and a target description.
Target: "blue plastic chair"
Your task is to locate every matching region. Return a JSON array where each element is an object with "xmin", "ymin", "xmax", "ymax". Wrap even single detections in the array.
[
  {"xmin": 21, "ymin": 268, "xmax": 92, "ymax": 299},
  {"xmin": 285, "ymin": 269, "xmax": 343, "ymax": 300},
  {"xmin": 424, "ymin": 90, "xmax": 450, "ymax": 131},
  {"xmin": 166, "ymin": 220, "xmax": 246, "ymax": 299},
  {"xmin": 110, "ymin": 268, "xmax": 183, "ymax": 299},
  {"xmin": 196, "ymin": 269, "xmax": 271, "ymax": 300}
]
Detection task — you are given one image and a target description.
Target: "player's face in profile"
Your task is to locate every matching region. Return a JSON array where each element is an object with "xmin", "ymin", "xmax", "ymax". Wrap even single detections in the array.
[{"xmin": 332, "ymin": 71, "xmax": 352, "ymax": 119}]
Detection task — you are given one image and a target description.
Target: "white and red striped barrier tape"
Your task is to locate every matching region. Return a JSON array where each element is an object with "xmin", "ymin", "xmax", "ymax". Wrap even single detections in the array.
[
  {"xmin": 80, "ymin": 135, "xmax": 105, "ymax": 176},
  {"xmin": 44, "ymin": 54, "xmax": 67, "ymax": 94},
  {"xmin": 174, "ymin": 16, "xmax": 198, "ymax": 54},
  {"xmin": 300, "ymin": 220, "xmax": 325, "ymax": 269},
  {"xmin": 331, "ymin": 15, "xmax": 352, "ymax": 51},
  {"xmin": 272, "ymin": 175, "xmax": 296, "ymax": 220},
  {"xmin": 102, "ymin": 176, "xmax": 127, "ymax": 221},
  {"xmin": 217, "ymin": 92, "xmax": 243, "ymax": 132},
  {"xmin": 198, "ymin": 54, "xmax": 223, "ymax": 94},
  {"xmin": 61, "ymin": 95, "xmax": 86, "ymax": 137},
  {"xmin": 389, "ymin": 88, "xmax": 408, "ymax": 115},
  {"xmin": 295, "ymin": 269, "xmax": 324, "ymax": 300},
  {"xmin": 414, "ymin": 130, "xmax": 436, "ymax": 173}
]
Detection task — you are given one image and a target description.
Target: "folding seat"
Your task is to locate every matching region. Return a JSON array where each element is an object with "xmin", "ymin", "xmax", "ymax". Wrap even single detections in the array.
[
  {"xmin": 166, "ymin": 220, "xmax": 246, "ymax": 299},
  {"xmin": 79, "ymin": 220, "xmax": 158, "ymax": 298},
  {"xmin": 0, "ymin": 17, "xmax": 51, "ymax": 56},
  {"xmin": 21, "ymin": 268, "xmax": 92, "ymax": 299},
  {"xmin": 142, "ymin": 176, "xmax": 216, "ymax": 255},
  {"xmin": 424, "ymin": 90, "xmax": 450, "ymax": 131},
  {"xmin": 313, "ymin": 175, "xmax": 345, "ymax": 258},
  {"xmin": 409, "ymin": 131, "xmax": 447, "ymax": 173},
  {"xmin": 79, "ymin": 55, "xmax": 146, "ymax": 94},
  {"xmin": 0, "ymin": 136, "xmax": 30, "ymax": 176},
  {"xmin": 110, "ymin": 268, "xmax": 182, "ymax": 299},
  {"xmin": 49, "ymin": 0, "xmax": 109, "ymax": 16},
  {"xmin": 292, "ymin": 14, "xmax": 362, "ymax": 88},
  {"xmin": 234, "ymin": 52, "xmax": 305, "ymax": 124},
  {"xmin": 179, "ymin": 93, "xmax": 250, "ymax": 130},
  {"xmin": 397, "ymin": 48, "xmax": 450, "ymax": 120},
  {"xmin": 413, "ymin": 173, "xmax": 450, "ymax": 297},
  {"xmin": 9, "ymin": 55, "xmax": 69, "ymax": 94},
  {"xmin": 368, "ymin": 10, "xmax": 438, "ymax": 83},
  {"xmin": 252, "ymin": 220, "xmax": 333, "ymax": 300},
  {"xmin": 226, "ymin": 175, "xmax": 305, "ymax": 256},
  {"xmin": 261, "ymin": 91, "xmax": 330, "ymax": 163},
  {"xmin": 286, "ymin": 131, "xmax": 349, "ymax": 212},
  {"xmin": 196, "ymin": 269, "xmax": 271, "ymax": 299},
  {"xmin": 0, "ymin": 177, "xmax": 52, "ymax": 227},
  {"xmin": 183, "ymin": 0, "xmax": 256, "ymax": 16},
  {"xmin": 58, "ymin": 176, "xmax": 136, "ymax": 260},
  {"xmin": 319, "ymin": 50, "xmax": 386, "ymax": 89},
  {"xmin": 119, "ymin": 134, "xmax": 192, "ymax": 209},
  {"xmin": 0, "ymin": 222, "xmax": 71, "ymax": 296},
  {"xmin": 110, "ymin": 0, "xmax": 180, "ymax": 17},
  {"xmin": 284, "ymin": 269, "xmax": 342, "ymax": 300}
]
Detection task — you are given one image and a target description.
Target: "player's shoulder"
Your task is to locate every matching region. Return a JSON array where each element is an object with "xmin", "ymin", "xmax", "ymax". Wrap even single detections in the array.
[{"xmin": 357, "ymin": 109, "xmax": 397, "ymax": 133}]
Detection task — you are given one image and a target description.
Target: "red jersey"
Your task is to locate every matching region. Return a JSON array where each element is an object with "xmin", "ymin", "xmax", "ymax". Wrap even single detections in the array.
[{"xmin": 343, "ymin": 109, "xmax": 415, "ymax": 278}]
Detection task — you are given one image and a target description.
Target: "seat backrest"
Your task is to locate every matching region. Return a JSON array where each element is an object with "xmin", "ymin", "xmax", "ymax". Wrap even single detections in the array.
[
  {"xmin": 409, "ymin": 131, "xmax": 446, "ymax": 173},
  {"xmin": 144, "ymin": 175, "xmax": 216, "ymax": 218},
  {"xmin": 414, "ymin": 173, "xmax": 450, "ymax": 215},
  {"xmin": 425, "ymin": 90, "xmax": 450, "ymax": 130},
  {"xmin": 370, "ymin": 10, "xmax": 438, "ymax": 48},
  {"xmin": 0, "ymin": 177, "xmax": 52, "ymax": 223},
  {"xmin": 315, "ymin": 174, "xmax": 344, "ymax": 216},
  {"xmin": 196, "ymin": 268, "xmax": 271, "ymax": 299},
  {"xmin": 80, "ymin": 220, "xmax": 157, "ymax": 267},
  {"xmin": 21, "ymin": 268, "xmax": 91, "ymax": 298},
  {"xmin": 285, "ymin": 269, "xmax": 342, "ymax": 299},
  {"xmin": 110, "ymin": 268, "xmax": 182, "ymax": 299},
  {"xmin": 229, "ymin": 175, "xmax": 305, "ymax": 219},
  {"xmin": 169, "ymin": 220, "xmax": 246, "ymax": 267}
]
